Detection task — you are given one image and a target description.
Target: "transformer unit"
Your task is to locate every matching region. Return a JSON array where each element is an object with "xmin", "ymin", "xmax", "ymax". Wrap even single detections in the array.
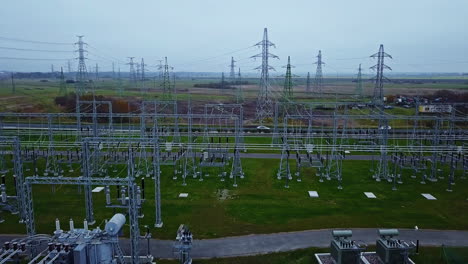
[
  {"xmin": 0, "ymin": 213, "xmax": 154, "ymax": 264},
  {"xmin": 330, "ymin": 230, "xmax": 365, "ymax": 264},
  {"xmin": 376, "ymin": 229, "xmax": 415, "ymax": 264}
]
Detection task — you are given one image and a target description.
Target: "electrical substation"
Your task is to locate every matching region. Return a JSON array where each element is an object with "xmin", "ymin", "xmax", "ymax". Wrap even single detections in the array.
[{"xmin": 0, "ymin": 28, "xmax": 467, "ymax": 264}]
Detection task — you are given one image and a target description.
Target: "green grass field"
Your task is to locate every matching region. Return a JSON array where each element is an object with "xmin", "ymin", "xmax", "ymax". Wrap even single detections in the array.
[{"xmin": 1, "ymin": 159, "xmax": 466, "ymax": 240}]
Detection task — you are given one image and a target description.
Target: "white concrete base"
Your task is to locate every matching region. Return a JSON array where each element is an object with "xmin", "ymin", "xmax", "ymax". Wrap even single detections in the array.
[
  {"xmin": 308, "ymin": 191, "xmax": 319, "ymax": 198},
  {"xmin": 179, "ymin": 193, "xmax": 189, "ymax": 198},
  {"xmin": 421, "ymin": 193, "xmax": 437, "ymax": 200},
  {"xmin": 92, "ymin": 186, "xmax": 104, "ymax": 193},
  {"xmin": 364, "ymin": 192, "xmax": 377, "ymax": 198}
]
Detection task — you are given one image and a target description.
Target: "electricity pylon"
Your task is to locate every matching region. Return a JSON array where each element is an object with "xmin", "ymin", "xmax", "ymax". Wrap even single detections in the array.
[
  {"xmin": 236, "ymin": 68, "xmax": 244, "ymax": 103},
  {"xmin": 127, "ymin": 57, "xmax": 137, "ymax": 85},
  {"xmin": 370, "ymin": 44, "xmax": 392, "ymax": 107},
  {"xmin": 229, "ymin": 57, "xmax": 236, "ymax": 82},
  {"xmin": 221, "ymin": 72, "xmax": 225, "ymax": 89},
  {"xmin": 95, "ymin": 63, "xmax": 99, "ymax": 81},
  {"xmin": 313, "ymin": 50, "xmax": 325, "ymax": 97},
  {"xmin": 355, "ymin": 64, "xmax": 363, "ymax": 98},
  {"xmin": 306, "ymin": 72, "xmax": 311, "ymax": 93},
  {"xmin": 118, "ymin": 67, "xmax": 124, "ymax": 97},
  {"xmin": 141, "ymin": 58, "xmax": 146, "ymax": 81},
  {"xmin": 161, "ymin": 57, "xmax": 173, "ymax": 100},
  {"xmin": 252, "ymin": 28, "xmax": 279, "ymax": 124},
  {"xmin": 59, "ymin": 67, "xmax": 67, "ymax": 95},
  {"xmin": 75, "ymin": 35, "xmax": 89, "ymax": 96},
  {"xmin": 282, "ymin": 56, "xmax": 293, "ymax": 101}
]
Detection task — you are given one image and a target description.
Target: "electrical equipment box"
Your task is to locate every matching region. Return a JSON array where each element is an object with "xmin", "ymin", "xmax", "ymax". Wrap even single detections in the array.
[
  {"xmin": 330, "ymin": 230, "xmax": 364, "ymax": 264},
  {"xmin": 376, "ymin": 229, "xmax": 414, "ymax": 264}
]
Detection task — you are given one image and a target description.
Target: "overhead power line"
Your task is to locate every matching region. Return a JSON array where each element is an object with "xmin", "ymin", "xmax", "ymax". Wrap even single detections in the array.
[
  {"xmin": 0, "ymin": 56, "xmax": 72, "ymax": 61},
  {"xmin": 0, "ymin": 46, "xmax": 72, "ymax": 52},
  {"xmin": 0, "ymin": 36, "xmax": 72, "ymax": 45}
]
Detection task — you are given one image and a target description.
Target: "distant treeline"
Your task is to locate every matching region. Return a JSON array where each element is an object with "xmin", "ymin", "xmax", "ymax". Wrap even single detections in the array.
[
  {"xmin": 10, "ymin": 72, "xmax": 58, "ymax": 79},
  {"xmin": 193, "ymin": 80, "xmax": 250, "ymax": 89}
]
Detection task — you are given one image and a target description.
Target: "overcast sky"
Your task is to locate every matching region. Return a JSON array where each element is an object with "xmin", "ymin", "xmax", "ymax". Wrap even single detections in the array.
[{"xmin": 1, "ymin": 0, "xmax": 468, "ymax": 74}]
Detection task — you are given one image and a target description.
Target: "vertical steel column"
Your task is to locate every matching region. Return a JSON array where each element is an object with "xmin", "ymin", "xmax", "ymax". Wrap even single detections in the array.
[
  {"xmin": 152, "ymin": 120, "xmax": 163, "ymax": 228},
  {"xmin": 82, "ymin": 140, "xmax": 95, "ymax": 224}
]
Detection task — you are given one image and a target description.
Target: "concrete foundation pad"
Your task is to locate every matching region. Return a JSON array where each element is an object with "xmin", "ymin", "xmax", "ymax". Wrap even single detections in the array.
[
  {"xmin": 179, "ymin": 193, "xmax": 189, "ymax": 198},
  {"xmin": 308, "ymin": 191, "xmax": 319, "ymax": 198},
  {"xmin": 421, "ymin": 193, "xmax": 437, "ymax": 200},
  {"xmin": 92, "ymin": 186, "xmax": 104, "ymax": 193},
  {"xmin": 364, "ymin": 192, "xmax": 377, "ymax": 198}
]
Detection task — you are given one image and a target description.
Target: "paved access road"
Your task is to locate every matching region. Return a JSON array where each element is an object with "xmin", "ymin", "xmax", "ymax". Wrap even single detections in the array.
[{"xmin": 2, "ymin": 228, "xmax": 467, "ymax": 259}]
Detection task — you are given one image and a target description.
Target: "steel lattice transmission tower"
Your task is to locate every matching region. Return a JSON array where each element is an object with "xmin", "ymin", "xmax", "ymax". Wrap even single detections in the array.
[
  {"xmin": 95, "ymin": 63, "xmax": 99, "ymax": 81},
  {"xmin": 313, "ymin": 50, "xmax": 325, "ymax": 97},
  {"xmin": 252, "ymin": 28, "xmax": 279, "ymax": 123},
  {"xmin": 306, "ymin": 72, "xmax": 311, "ymax": 93},
  {"xmin": 136, "ymin": 64, "xmax": 141, "ymax": 82},
  {"xmin": 370, "ymin": 44, "xmax": 392, "ymax": 106},
  {"xmin": 161, "ymin": 57, "xmax": 173, "ymax": 100},
  {"xmin": 229, "ymin": 57, "xmax": 236, "ymax": 82},
  {"xmin": 59, "ymin": 67, "xmax": 67, "ymax": 95},
  {"xmin": 67, "ymin": 60, "xmax": 72, "ymax": 74},
  {"xmin": 282, "ymin": 56, "xmax": 293, "ymax": 101},
  {"xmin": 75, "ymin": 35, "xmax": 89, "ymax": 96},
  {"xmin": 117, "ymin": 67, "xmax": 124, "ymax": 96},
  {"xmin": 221, "ymin": 72, "xmax": 225, "ymax": 90},
  {"xmin": 236, "ymin": 68, "xmax": 244, "ymax": 103},
  {"xmin": 141, "ymin": 58, "xmax": 146, "ymax": 93},
  {"xmin": 355, "ymin": 64, "xmax": 363, "ymax": 98},
  {"xmin": 127, "ymin": 57, "xmax": 137, "ymax": 85}
]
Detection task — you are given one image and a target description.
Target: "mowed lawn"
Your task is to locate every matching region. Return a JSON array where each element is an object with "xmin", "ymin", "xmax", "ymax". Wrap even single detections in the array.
[{"xmin": 0, "ymin": 159, "xmax": 467, "ymax": 240}]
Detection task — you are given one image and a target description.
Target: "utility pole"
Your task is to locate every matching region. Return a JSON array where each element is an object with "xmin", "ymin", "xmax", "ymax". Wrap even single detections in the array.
[
  {"xmin": 229, "ymin": 57, "xmax": 236, "ymax": 82},
  {"xmin": 282, "ymin": 56, "xmax": 293, "ymax": 101},
  {"xmin": 306, "ymin": 72, "xmax": 311, "ymax": 94},
  {"xmin": 252, "ymin": 28, "xmax": 279, "ymax": 123},
  {"xmin": 161, "ymin": 57, "xmax": 173, "ymax": 100},
  {"xmin": 236, "ymin": 68, "xmax": 244, "ymax": 103},
  {"xmin": 59, "ymin": 67, "xmax": 67, "ymax": 95},
  {"xmin": 355, "ymin": 64, "xmax": 363, "ymax": 98},
  {"xmin": 51, "ymin": 64, "xmax": 54, "ymax": 74},
  {"xmin": 112, "ymin": 62, "xmax": 115, "ymax": 80},
  {"xmin": 370, "ymin": 44, "xmax": 392, "ymax": 107},
  {"xmin": 313, "ymin": 50, "xmax": 325, "ymax": 97}
]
